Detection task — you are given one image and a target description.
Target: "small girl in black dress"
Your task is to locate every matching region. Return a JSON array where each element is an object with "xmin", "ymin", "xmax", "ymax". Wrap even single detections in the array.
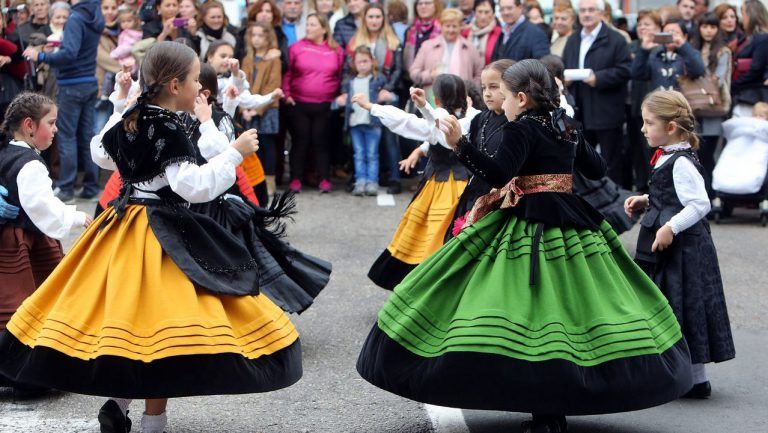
[{"xmin": 626, "ymin": 89, "xmax": 735, "ymax": 399}]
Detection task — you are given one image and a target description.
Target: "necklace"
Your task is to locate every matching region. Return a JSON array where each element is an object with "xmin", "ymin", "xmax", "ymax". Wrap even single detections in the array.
[{"xmin": 478, "ymin": 114, "xmax": 504, "ymax": 157}]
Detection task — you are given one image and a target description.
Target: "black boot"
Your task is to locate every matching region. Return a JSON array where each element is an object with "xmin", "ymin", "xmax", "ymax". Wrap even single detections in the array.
[
  {"xmin": 522, "ymin": 415, "xmax": 568, "ymax": 433},
  {"xmin": 683, "ymin": 381, "xmax": 712, "ymax": 399},
  {"xmin": 98, "ymin": 399, "xmax": 132, "ymax": 433}
]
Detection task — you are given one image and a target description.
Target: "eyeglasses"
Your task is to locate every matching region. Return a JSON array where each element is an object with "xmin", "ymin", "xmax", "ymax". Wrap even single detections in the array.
[{"xmin": 579, "ymin": 7, "xmax": 598, "ymax": 13}]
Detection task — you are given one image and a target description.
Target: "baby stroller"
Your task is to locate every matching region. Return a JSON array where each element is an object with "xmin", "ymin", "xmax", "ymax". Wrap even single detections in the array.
[
  {"xmin": 711, "ymin": 174, "xmax": 768, "ymax": 226},
  {"xmin": 710, "ymin": 117, "xmax": 768, "ymax": 226}
]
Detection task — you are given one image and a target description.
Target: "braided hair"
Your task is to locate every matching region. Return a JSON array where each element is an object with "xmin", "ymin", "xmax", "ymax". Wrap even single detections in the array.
[
  {"xmin": 0, "ymin": 92, "xmax": 56, "ymax": 148},
  {"xmin": 433, "ymin": 74, "xmax": 468, "ymax": 119},
  {"xmin": 642, "ymin": 90, "xmax": 700, "ymax": 149},
  {"xmin": 199, "ymin": 63, "xmax": 221, "ymax": 107},
  {"xmin": 501, "ymin": 59, "xmax": 561, "ymax": 114},
  {"xmin": 124, "ymin": 41, "xmax": 199, "ymax": 133}
]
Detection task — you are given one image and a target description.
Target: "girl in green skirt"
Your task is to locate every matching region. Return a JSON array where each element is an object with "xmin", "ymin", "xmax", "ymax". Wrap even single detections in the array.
[{"xmin": 356, "ymin": 60, "xmax": 693, "ymax": 433}]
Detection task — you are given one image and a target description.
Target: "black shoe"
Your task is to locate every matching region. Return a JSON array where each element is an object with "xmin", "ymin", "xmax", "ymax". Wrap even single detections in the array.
[
  {"xmin": 98, "ymin": 399, "xmax": 132, "ymax": 433},
  {"xmin": 78, "ymin": 189, "xmax": 101, "ymax": 202},
  {"xmin": 386, "ymin": 180, "xmax": 402, "ymax": 195},
  {"xmin": 683, "ymin": 381, "xmax": 712, "ymax": 399},
  {"xmin": 522, "ymin": 416, "xmax": 568, "ymax": 433}
]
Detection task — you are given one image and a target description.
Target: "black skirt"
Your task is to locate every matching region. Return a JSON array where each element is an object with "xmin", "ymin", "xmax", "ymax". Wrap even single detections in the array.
[
  {"xmin": 194, "ymin": 195, "xmax": 331, "ymax": 313},
  {"xmin": 636, "ymin": 221, "xmax": 736, "ymax": 364}
]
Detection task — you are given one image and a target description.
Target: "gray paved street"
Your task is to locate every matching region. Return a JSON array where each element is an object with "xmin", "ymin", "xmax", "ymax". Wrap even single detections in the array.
[{"xmin": 1, "ymin": 184, "xmax": 767, "ymax": 433}]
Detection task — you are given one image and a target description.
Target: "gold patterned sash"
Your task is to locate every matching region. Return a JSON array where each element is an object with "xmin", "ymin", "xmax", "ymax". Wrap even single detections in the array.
[{"xmin": 462, "ymin": 174, "xmax": 573, "ymax": 229}]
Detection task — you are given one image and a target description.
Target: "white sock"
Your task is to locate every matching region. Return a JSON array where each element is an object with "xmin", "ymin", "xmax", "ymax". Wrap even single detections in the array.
[
  {"xmin": 141, "ymin": 412, "xmax": 167, "ymax": 433},
  {"xmin": 691, "ymin": 363, "xmax": 708, "ymax": 384},
  {"xmin": 111, "ymin": 398, "xmax": 132, "ymax": 415}
]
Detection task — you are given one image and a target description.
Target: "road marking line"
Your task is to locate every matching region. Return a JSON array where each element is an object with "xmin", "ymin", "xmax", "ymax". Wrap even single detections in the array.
[
  {"xmin": 377, "ymin": 193, "xmax": 395, "ymax": 207},
  {"xmin": 425, "ymin": 404, "xmax": 469, "ymax": 433}
]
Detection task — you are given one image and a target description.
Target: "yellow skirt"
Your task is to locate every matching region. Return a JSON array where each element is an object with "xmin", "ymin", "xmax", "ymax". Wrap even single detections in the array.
[
  {"xmin": 241, "ymin": 153, "xmax": 266, "ymax": 186},
  {"xmin": 0, "ymin": 205, "xmax": 301, "ymax": 398},
  {"xmin": 387, "ymin": 174, "xmax": 467, "ymax": 264}
]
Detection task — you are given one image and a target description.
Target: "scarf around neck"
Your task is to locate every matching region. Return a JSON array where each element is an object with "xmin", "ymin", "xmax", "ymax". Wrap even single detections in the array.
[
  {"xmin": 407, "ymin": 18, "xmax": 439, "ymax": 47},
  {"xmin": 202, "ymin": 23, "xmax": 224, "ymax": 40}
]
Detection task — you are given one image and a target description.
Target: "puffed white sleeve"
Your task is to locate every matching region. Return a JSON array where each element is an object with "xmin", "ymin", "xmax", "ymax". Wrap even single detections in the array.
[
  {"xmin": 665, "ymin": 157, "xmax": 711, "ymax": 234},
  {"xmin": 89, "ymin": 112, "xmax": 122, "ymax": 171},
  {"xmin": 164, "ymin": 147, "xmax": 244, "ymax": 203},
  {"xmin": 370, "ymin": 104, "xmax": 440, "ymax": 144},
  {"xmin": 17, "ymin": 160, "xmax": 86, "ymax": 239},
  {"xmin": 196, "ymin": 119, "xmax": 231, "ymax": 160},
  {"xmin": 236, "ymin": 90, "xmax": 275, "ymax": 110}
]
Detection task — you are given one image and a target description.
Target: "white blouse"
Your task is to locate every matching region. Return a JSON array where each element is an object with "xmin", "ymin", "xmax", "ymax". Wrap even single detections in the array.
[
  {"xmin": 651, "ymin": 142, "xmax": 711, "ymax": 235},
  {"xmin": 370, "ymin": 103, "xmax": 480, "ymax": 150},
  {"xmin": 90, "ymin": 106, "xmax": 242, "ymax": 204},
  {"xmin": 10, "ymin": 141, "xmax": 87, "ymax": 239},
  {"xmin": 219, "ymin": 72, "xmax": 276, "ymax": 117}
]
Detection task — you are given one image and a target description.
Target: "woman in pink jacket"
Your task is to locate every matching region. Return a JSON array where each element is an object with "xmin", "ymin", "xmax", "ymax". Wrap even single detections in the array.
[
  {"xmin": 409, "ymin": 8, "xmax": 484, "ymax": 96},
  {"xmin": 282, "ymin": 13, "xmax": 344, "ymax": 193}
]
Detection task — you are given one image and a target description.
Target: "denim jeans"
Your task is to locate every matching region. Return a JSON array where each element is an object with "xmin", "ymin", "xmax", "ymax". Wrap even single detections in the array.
[
  {"xmin": 350, "ymin": 125, "xmax": 381, "ymax": 184},
  {"xmin": 382, "ymin": 128, "xmax": 401, "ymax": 181},
  {"xmin": 93, "ymin": 98, "xmax": 113, "ymax": 137},
  {"xmin": 55, "ymin": 82, "xmax": 100, "ymax": 196}
]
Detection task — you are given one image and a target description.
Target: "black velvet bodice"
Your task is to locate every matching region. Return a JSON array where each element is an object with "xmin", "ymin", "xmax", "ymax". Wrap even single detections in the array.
[{"xmin": 456, "ymin": 111, "xmax": 608, "ymax": 229}]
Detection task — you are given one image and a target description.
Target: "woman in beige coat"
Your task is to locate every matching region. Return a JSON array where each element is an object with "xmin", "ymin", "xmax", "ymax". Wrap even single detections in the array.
[{"xmin": 409, "ymin": 8, "xmax": 483, "ymax": 95}]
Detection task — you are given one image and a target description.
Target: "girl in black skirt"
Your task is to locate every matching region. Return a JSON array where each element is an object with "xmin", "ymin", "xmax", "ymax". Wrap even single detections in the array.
[{"xmin": 626, "ymin": 90, "xmax": 735, "ymax": 399}]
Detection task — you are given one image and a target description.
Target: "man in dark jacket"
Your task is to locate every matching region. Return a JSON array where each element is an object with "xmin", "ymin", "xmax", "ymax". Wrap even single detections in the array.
[
  {"xmin": 23, "ymin": 0, "xmax": 104, "ymax": 203},
  {"xmin": 14, "ymin": 0, "xmax": 51, "ymax": 46},
  {"xmin": 563, "ymin": 0, "xmax": 631, "ymax": 187},
  {"xmin": 490, "ymin": 0, "xmax": 549, "ymax": 61},
  {"xmin": 334, "ymin": 0, "xmax": 368, "ymax": 50}
]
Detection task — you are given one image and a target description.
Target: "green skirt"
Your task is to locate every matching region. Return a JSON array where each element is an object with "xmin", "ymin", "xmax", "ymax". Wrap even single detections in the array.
[{"xmin": 358, "ymin": 210, "xmax": 692, "ymax": 414}]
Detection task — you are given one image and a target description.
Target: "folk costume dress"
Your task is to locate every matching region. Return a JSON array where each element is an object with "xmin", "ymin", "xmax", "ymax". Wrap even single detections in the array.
[
  {"xmin": 357, "ymin": 110, "xmax": 693, "ymax": 415},
  {"xmin": 93, "ymin": 105, "xmax": 331, "ymax": 314},
  {"xmin": 635, "ymin": 143, "xmax": 735, "ymax": 366},
  {"xmin": 443, "ymin": 112, "xmax": 638, "ymax": 243},
  {"xmin": 0, "ymin": 140, "xmax": 86, "ymax": 330},
  {"xmin": 0, "ymin": 104, "xmax": 302, "ymax": 398},
  {"xmin": 367, "ymin": 103, "xmax": 480, "ymax": 290},
  {"xmin": 443, "ymin": 109, "xmax": 507, "ymax": 242},
  {"xmin": 96, "ymin": 105, "xmax": 259, "ymax": 215}
]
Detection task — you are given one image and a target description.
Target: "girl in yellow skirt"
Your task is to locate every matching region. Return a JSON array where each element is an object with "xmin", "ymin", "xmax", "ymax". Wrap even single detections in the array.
[
  {"xmin": 354, "ymin": 74, "xmax": 480, "ymax": 289},
  {"xmin": 0, "ymin": 93, "xmax": 93, "ymax": 396},
  {"xmin": 0, "ymin": 42, "xmax": 301, "ymax": 433}
]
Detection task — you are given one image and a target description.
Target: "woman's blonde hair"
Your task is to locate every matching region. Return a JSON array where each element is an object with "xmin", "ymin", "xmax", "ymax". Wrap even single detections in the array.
[
  {"xmin": 439, "ymin": 8, "xmax": 463, "ymax": 25},
  {"xmin": 352, "ymin": 3, "xmax": 401, "ymax": 51},
  {"xmin": 642, "ymin": 90, "xmax": 700, "ymax": 150},
  {"xmin": 307, "ymin": 12, "xmax": 338, "ymax": 49}
]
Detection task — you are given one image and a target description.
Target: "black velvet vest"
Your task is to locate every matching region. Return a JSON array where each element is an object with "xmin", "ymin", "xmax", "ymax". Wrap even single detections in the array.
[{"xmin": 0, "ymin": 144, "xmax": 46, "ymax": 233}]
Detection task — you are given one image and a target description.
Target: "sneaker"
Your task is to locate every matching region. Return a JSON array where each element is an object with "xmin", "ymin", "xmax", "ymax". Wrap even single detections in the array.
[
  {"xmin": 288, "ymin": 179, "xmax": 302, "ymax": 193},
  {"xmin": 352, "ymin": 182, "xmax": 365, "ymax": 196},
  {"xmin": 98, "ymin": 399, "xmax": 132, "ymax": 433},
  {"xmin": 386, "ymin": 180, "xmax": 402, "ymax": 195},
  {"xmin": 364, "ymin": 182, "xmax": 378, "ymax": 196},
  {"xmin": 318, "ymin": 179, "xmax": 332, "ymax": 194},
  {"xmin": 54, "ymin": 189, "xmax": 75, "ymax": 204}
]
